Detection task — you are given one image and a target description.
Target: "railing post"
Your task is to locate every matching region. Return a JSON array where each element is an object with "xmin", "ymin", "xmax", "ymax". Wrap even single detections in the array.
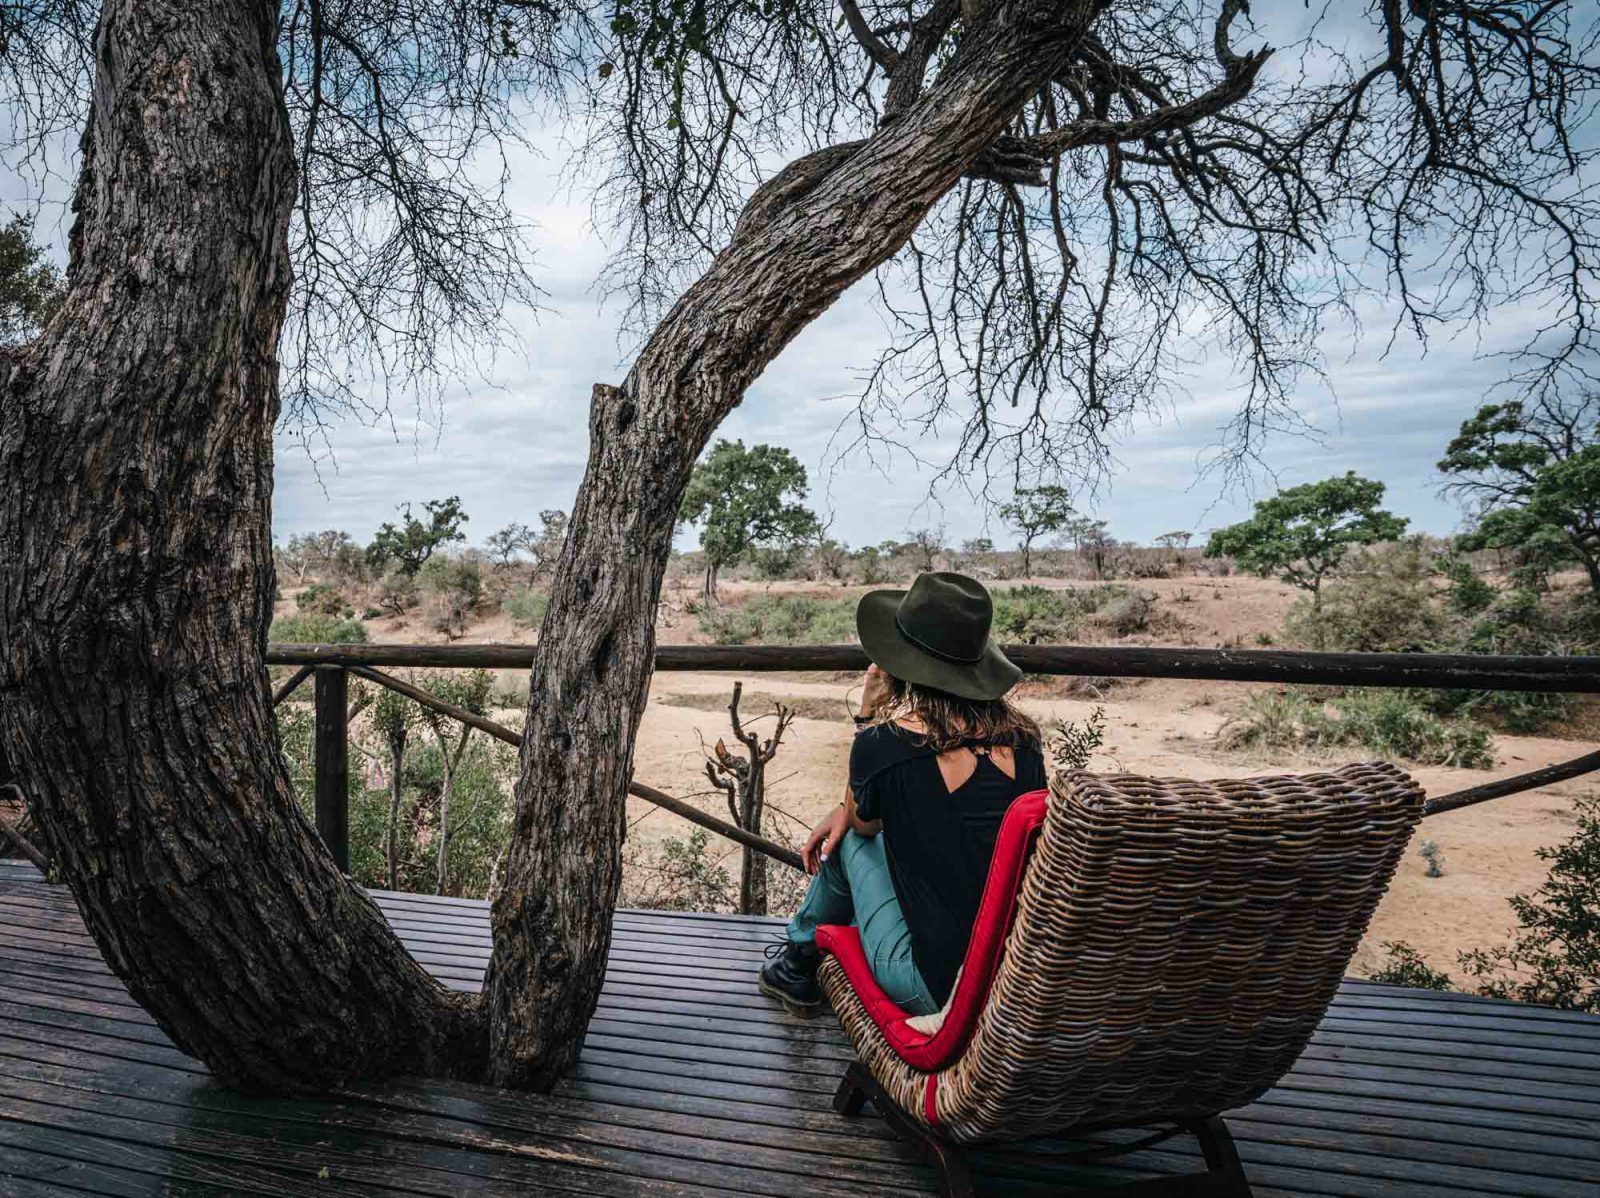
[{"xmin": 313, "ymin": 665, "xmax": 349, "ymax": 872}]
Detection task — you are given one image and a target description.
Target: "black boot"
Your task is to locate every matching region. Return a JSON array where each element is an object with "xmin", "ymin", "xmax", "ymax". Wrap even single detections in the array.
[{"xmin": 759, "ymin": 939, "xmax": 824, "ymax": 1016}]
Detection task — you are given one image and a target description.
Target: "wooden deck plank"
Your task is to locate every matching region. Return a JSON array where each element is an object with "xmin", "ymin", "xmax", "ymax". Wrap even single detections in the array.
[{"xmin": 1, "ymin": 859, "xmax": 1597, "ymax": 1197}]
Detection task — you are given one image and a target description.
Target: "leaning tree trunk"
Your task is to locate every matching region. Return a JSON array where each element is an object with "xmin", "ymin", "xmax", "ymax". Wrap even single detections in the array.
[
  {"xmin": 484, "ymin": 0, "xmax": 1099, "ymax": 1089},
  {"xmin": 0, "ymin": 0, "xmax": 479, "ymax": 1091}
]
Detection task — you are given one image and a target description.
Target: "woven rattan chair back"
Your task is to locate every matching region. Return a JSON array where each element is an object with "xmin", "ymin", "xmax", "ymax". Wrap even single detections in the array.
[{"xmin": 834, "ymin": 761, "xmax": 1425, "ymax": 1144}]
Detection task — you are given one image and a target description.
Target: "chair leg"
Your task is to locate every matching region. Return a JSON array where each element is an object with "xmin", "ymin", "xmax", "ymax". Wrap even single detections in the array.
[
  {"xmin": 832, "ymin": 1061, "xmax": 869, "ymax": 1116},
  {"xmin": 834, "ymin": 1063, "xmax": 974, "ymax": 1198},
  {"xmin": 1182, "ymin": 1116, "xmax": 1254, "ymax": 1198}
]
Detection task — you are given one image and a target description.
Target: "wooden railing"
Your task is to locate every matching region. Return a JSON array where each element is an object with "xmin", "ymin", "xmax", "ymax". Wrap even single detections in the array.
[{"xmin": 266, "ymin": 641, "xmax": 1600, "ymax": 872}]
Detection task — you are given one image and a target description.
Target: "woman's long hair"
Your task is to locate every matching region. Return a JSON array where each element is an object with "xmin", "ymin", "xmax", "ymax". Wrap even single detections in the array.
[{"xmin": 869, "ymin": 673, "xmax": 1040, "ymax": 753}]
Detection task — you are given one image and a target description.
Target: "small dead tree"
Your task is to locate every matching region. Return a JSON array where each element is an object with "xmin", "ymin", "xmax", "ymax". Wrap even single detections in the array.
[
  {"xmin": 906, "ymin": 526, "xmax": 947, "ymax": 574},
  {"xmin": 702, "ymin": 682, "xmax": 794, "ymax": 916}
]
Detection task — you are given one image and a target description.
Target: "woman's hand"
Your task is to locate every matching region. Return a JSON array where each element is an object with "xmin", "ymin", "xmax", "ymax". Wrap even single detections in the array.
[
  {"xmin": 803, "ymin": 803, "xmax": 849, "ymax": 875},
  {"xmin": 858, "ymin": 663, "xmax": 892, "ymax": 719}
]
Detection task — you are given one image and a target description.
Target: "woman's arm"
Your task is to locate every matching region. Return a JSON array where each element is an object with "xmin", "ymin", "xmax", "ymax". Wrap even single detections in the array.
[
  {"xmin": 802, "ymin": 785, "xmax": 881, "ymax": 874},
  {"xmin": 846, "ymin": 786, "xmax": 882, "ymax": 838},
  {"xmin": 798, "ymin": 663, "xmax": 888, "ymax": 874}
]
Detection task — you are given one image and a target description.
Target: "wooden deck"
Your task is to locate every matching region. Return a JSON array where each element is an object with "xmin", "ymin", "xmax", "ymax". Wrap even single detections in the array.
[{"xmin": 0, "ymin": 858, "xmax": 1595, "ymax": 1197}]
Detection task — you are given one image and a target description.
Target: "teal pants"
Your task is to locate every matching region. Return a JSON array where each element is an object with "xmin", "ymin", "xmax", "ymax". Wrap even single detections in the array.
[{"xmin": 786, "ymin": 830, "xmax": 939, "ymax": 1016}]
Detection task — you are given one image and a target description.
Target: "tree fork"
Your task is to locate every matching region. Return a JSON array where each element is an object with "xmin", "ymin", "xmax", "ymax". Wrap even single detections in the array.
[{"xmin": 0, "ymin": 0, "xmax": 481, "ymax": 1092}]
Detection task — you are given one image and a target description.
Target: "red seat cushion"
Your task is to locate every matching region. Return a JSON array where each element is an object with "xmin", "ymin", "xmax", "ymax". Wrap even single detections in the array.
[{"xmin": 816, "ymin": 787, "xmax": 1049, "ymax": 1073}]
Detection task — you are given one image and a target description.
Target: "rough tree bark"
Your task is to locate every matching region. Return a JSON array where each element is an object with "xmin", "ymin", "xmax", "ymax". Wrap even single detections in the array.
[
  {"xmin": 484, "ymin": 0, "xmax": 1102, "ymax": 1089},
  {"xmin": 0, "ymin": 0, "xmax": 480, "ymax": 1091}
]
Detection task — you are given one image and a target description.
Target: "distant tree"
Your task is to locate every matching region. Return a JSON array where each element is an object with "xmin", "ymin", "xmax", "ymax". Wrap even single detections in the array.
[
  {"xmin": 999, "ymin": 486, "xmax": 1075, "ymax": 578},
  {"xmin": 905, "ymin": 525, "xmax": 946, "ymax": 573},
  {"xmin": 1065, "ymin": 516, "xmax": 1115, "ymax": 580},
  {"xmin": 853, "ymin": 545, "xmax": 890, "ymax": 586},
  {"xmin": 679, "ymin": 441, "xmax": 820, "ymax": 601},
  {"xmin": 276, "ymin": 538, "xmax": 312, "ymax": 586},
  {"xmin": 375, "ymin": 568, "xmax": 419, "ymax": 617},
  {"xmin": 961, "ymin": 537, "xmax": 994, "ymax": 556},
  {"xmin": 1206, "ymin": 474, "xmax": 1408, "ymax": 619},
  {"xmin": 1439, "ymin": 393, "xmax": 1600, "ymax": 596},
  {"xmin": 1155, "ymin": 530, "xmax": 1193, "ymax": 557},
  {"xmin": 530, "ymin": 510, "xmax": 569, "ymax": 578},
  {"xmin": 367, "ymin": 498, "xmax": 468, "ymax": 577},
  {"xmin": 282, "ymin": 530, "xmax": 363, "ymax": 584},
  {"xmin": 485, "ymin": 523, "xmax": 538, "ymax": 573},
  {"xmin": 814, "ymin": 538, "xmax": 849, "ymax": 582},
  {"xmin": 418, "ymin": 556, "xmax": 482, "ymax": 640},
  {"xmin": 0, "ymin": 215, "xmax": 63, "ymax": 346}
]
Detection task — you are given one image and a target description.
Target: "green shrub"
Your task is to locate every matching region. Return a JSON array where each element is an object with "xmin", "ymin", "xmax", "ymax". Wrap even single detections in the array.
[
  {"xmin": 1217, "ymin": 689, "xmax": 1493, "ymax": 769},
  {"xmin": 296, "ymin": 581, "xmax": 349, "ymax": 617},
  {"xmin": 1458, "ymin": 795, "xmax": 1600, "ymax": 1012},
  {"xmin": 622, "ymin": 829, "xmax": 736, "ymax": 913},
  {"xmin": 1333, "ymin": 689, "xmax": 1494, "ymax": 768},
  {"xmin": 400, "ymin": 734, "xmax": 516, "ymax": 898},
  {"xmin": 698, "ymin": 594, "xmax": 857, "ymax": 644},
  {"xmin": 1440, "ymin": 555, "xmax": 1497, "ymax": 615},
  {"xmin": 989, "ymin": 585, "xmax": 1157, "ymax": 642},
  {"xmin": 1089, "ymin": 587, "xmax": 1158, "ymax": 636},
  {"xmin": 270, "ymin": 612, "xmax": 367, "ymax": 644},
  {"xmin": 1048, "ymin": 707, "xmax": 1107, "ymax": 771},
  {"xmin": 1427, "ymin": 686, "xmax": 1574, "ymax": 735},
  {"xmin": 505, "ymin": 584, "xmax": 549, "ymax": 630},
  {"xmin": 990, "ymin": 586, "xmax": 1085, "ymax": 642},
  {"xmin": 375, "ymin": 566, "xmax": 418, "ymax": 616},
  {"xmin": 1217, "ymin": 691, "xmax": 1319, "ymax": 754},
  {"xmin": 1282, "ymin": 544, "xmax": 1445, "ymax": 652},
  {"xmin": 852, "ymin": 545, "xmax": 891, "ymax": 585},
  {"xmin": 275, "ymin": 703, "xmax": 316, "ymax": 808},
  {"xmin": 1368, "ymin": 942, "xmax": 1454, "ymax": 991},
  {"xmin": 1367, "ymin": 802, "xmax": 1600, "ymax": 1013}
]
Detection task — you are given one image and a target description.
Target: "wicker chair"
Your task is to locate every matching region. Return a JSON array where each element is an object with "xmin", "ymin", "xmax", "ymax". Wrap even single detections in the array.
[{"xmin": 817, "ymin": 762, "xmax": 1426, "ymax": 1198}]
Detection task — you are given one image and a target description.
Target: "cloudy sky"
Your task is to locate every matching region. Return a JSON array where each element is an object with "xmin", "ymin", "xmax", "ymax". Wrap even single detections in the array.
[
  {"xmin": 1, "ymin": 9, "xmax": 1554, "ymax": 555},
  {"xmin": 271, "ymin": 137, "xmax": 1506, "ymax": 555}
]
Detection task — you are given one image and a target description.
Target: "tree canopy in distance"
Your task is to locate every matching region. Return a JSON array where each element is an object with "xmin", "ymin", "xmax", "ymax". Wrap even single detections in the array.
[
  {"xmin": 1, "ymin": 0, "xmax": 1596, "ymax": 1101},
  {"xmin": 0, "ymin": 215, "xmax": 63, "ymax": 346},
  {"xmin": 366, "ymin": 497, "xmax": 470, "ymax": 578},
  {"xmin": 999, "ymin": 485, "xmax": 1076, "ymax": 578},
  {"xmin": 680, "ymin": 440, "xmax": 821, "ymax": 600},
  {"xmin": 1440, "ymin": 393, "xmax": 1600, "ymax": 596},
  {"xmin": 1205, "ymin": 474, "xmax": 1409, "ymax": 617}
]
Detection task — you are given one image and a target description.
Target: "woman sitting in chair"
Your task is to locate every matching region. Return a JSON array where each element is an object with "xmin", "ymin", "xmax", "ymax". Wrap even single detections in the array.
[{"xmin": 759, "ymin": 572, "xmax": 1045, "ymax": 1018}]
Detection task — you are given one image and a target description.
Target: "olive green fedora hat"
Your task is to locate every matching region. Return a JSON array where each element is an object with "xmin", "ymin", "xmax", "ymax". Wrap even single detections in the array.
[{"xmin": 856, "ymin": 572, "xmax": 1021, "ymax": 701}]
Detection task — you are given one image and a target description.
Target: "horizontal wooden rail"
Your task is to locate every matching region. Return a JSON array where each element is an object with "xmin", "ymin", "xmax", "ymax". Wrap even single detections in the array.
[
  {"xmin": 274, "ymin": 642, "xmax": 1600, "ymax": 875},
  {"xmin": 347, "ymin": 666, "xmax": 805, "ymax": 872},
  {"xmin": 269, "ymin": 642, "xmax": 1600, "ymax": 693}
]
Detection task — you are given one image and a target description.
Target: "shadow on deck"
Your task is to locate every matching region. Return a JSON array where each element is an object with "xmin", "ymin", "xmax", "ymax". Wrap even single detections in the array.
[{"xmin": 0, "ymin": 858, "xmax": 1595, "ymax": 1197}]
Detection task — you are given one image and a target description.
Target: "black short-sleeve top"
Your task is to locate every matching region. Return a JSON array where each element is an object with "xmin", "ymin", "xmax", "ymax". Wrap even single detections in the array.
[{"xmin": 849, "ymin": 721, "xmax": 1048, "ymax": 1005}]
